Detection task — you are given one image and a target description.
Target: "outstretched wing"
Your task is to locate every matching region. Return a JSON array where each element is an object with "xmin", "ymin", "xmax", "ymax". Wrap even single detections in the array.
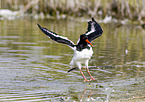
[
  {"xmin": 37, "ymin": 23, "xmax": 75, "ymax": 49},
  {"xmin": 85, "ymin": 18, "xmax": 103, "ymax": 42}
]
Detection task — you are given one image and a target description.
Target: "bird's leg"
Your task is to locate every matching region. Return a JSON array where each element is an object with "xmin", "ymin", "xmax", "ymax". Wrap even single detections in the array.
[
  {"xmin": 77, "ymin": 62, "xmax": 90, "ymax": 82},
  {"xmin": 87, "ymin": 68, "xmax": 97, "ymax": 81},
  {"xmin": 85, "ymin": 60, "xmax": 97, "ymax": 81},
  {"xmin": 79, "ymin": 69, "xmax": 90, "ymax": 82}
]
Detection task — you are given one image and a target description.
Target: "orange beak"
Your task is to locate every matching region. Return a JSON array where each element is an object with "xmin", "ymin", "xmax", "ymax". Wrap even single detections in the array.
[{"xmin": 85, "ymin": 39, "xmax": 93, "ymax": 46}]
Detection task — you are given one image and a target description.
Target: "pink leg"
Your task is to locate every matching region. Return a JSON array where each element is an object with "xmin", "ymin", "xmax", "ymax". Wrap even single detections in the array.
[
  {"xmin": 87, "ymin": 68, "xmax": 97, "ymax": 81},
  {"xmin": 79, "ymin": 69, "xmax": 90, "ymax": 82}
]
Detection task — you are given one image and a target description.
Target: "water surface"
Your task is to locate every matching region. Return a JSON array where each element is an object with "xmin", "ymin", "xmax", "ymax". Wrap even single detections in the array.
[{"xmin": 0, "ymin": 19, "xmax": 145, "ymax": 101}]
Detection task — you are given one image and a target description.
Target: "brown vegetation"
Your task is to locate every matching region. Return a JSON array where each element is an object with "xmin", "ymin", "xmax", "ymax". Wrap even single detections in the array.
[{"xmin": 0, "ymin": 0, "xmax": 145, "ymax": 20}]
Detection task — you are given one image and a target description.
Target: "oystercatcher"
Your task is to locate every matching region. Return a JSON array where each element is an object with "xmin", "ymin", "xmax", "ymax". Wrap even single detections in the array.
[{"xmin": 37, "ymin": 18, "xmax": 103, "ymax": 82}]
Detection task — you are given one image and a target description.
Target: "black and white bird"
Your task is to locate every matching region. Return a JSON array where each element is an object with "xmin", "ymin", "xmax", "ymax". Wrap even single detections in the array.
[{"xmin": 37, "ymin": 18, "xmax": 103, "ymax": 82}]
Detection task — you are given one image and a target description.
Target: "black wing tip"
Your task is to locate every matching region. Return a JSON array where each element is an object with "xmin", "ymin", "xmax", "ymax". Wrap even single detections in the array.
[
  {"xmin": 88, "ymin": 17, "xmax": 95, "ymax": 24},
  {"xmin": 91, "ymin": 17, "xmax": 103, "ymax": 32},
  {"xmin": 92, "ymin": 17, "xmax": 95, "ymax": 21},
  {"xmin": 92, "ymin": 17, "xmax": 98, "ymax": 23},
  {"xmin": 37, "ymin": 23, "xmax": 41, "ymax": 29},
  {"xmin": 37, "ymin": 23, "xmax": 40, "ymax": 26}
]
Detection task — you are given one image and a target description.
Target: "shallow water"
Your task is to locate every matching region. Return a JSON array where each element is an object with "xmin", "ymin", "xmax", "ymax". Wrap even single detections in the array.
[{"xmin": 0, "ymin": 19, "xmax": 145, "ymax": 102}]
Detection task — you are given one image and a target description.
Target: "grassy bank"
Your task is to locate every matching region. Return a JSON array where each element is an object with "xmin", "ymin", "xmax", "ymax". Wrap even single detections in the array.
[{"xmin": 0, "ymin": 0, "xmax": 145, "ymax": 20}]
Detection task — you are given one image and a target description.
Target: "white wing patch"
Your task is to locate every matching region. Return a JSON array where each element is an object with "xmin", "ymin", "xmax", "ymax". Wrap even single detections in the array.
[
  {"xmin": 43, "ymin": 28, "xmax": 75, "ymax": 45},
  {"xmin": 77, "ymin": 38, "xmax": 80, "ymax": 44},
  {"xmin": 85, "ymin": 23, "xmax": 95, "ymax": 35}
]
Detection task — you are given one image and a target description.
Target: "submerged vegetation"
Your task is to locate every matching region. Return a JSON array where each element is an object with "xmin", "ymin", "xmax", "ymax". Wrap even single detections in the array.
[{"xmin": 0, "ymin": 0, "xmax": 145, "ymax": 21}]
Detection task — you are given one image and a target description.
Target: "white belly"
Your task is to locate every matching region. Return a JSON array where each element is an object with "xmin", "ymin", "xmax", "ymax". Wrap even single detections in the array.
[{"xmin": 70, "ymin": 47, "xmax": 93, "ymax": 67}]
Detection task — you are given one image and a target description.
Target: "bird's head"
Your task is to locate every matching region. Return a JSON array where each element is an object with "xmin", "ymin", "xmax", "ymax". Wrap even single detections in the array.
[{"xmin": 80, "ymin": 34, "xmax": 93, "ymax": 46}]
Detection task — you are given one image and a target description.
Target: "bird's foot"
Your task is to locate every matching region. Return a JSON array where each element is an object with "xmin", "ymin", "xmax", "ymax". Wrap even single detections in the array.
[
  {"xmin": 89, "ymin": 77, "xmax": 97, "ymax": 81},
  {"xmin": 84, "ymin": 78, "xmax": 90, "ymax": 82}
]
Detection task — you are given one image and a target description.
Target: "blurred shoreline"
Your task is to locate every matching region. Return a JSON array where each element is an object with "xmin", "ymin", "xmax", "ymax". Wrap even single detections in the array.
[{"xmin": 0, "ymin": 0, "xmax": 145, "ymax": 22}]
